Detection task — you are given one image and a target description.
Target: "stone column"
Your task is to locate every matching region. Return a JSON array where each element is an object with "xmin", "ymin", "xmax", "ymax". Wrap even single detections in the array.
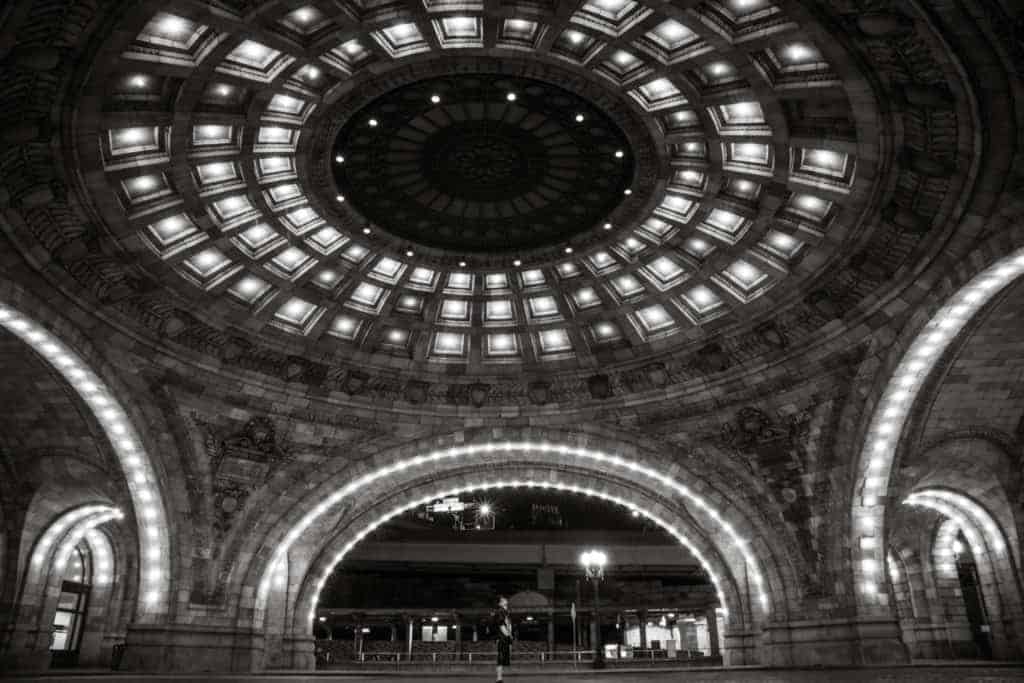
[
  {"xmin": 455, "ymin": 615, "xmax": 463, "ymax": 658},
  {"xmin": 390, "ymin": 622, "xmax": 397, "ymax": 642},
  {"xmin": 639, "ymin": 611, "xmax": 648, "ymax": 650},
  {"xmin": 547, "ymin": 617, "xmax": 555, "ymax": 654},
  {"xmin": 706, "ymin": 609, "xmax": 720, "ymax": 657},
  {"xmin": 406, "ymin": 616, "xmax": 414, "ymax": 659}
]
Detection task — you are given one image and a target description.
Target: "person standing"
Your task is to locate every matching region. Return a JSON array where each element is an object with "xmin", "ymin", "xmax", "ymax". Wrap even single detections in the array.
[{"xmin": 494, "ymin": 595, "xmax": 512, "ymax": 682}]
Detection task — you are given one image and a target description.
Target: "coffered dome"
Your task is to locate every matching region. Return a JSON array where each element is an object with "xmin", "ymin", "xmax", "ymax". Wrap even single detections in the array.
[{"xmin": 67, "ymin": 0, "xmax": 881, "ymax": 388}]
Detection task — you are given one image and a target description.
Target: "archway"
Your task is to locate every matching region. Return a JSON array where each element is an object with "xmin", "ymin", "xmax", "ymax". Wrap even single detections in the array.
[
  {"xmin": 235, "ymin": 435, "xmax": 803, "ymax": 669},
  {"xmin": 850, "ymin": 247, "xmax": 1024, "ymax": 607},
  {"xmin": 0, "ymin": 296, "xmax": 171, "ymax": 617}
]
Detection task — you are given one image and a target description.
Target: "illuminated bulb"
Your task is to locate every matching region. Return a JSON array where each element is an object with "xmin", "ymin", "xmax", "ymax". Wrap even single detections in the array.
[
  {"xmin": 603, "ymin": 222, "xmax": 612, "ymax": 230},
  {"xmin": 564, "ymin": 247, "xmax": 573, "ymax": 254},
  {"xmin": 506, "ymin": 92, "xmax": 517, "ymax": 102},
  {"xmin": 575, "ymin": 113, "xmax": 585, "ymax": 122},
  {"xmin": 336, "ymin": 195, "xmax": 345, "ymax": 202},
  {"xmin": 362, "ymin": 227, "xmax": 371, "ymax": 234},
  {"xmin": 615, "ymin": 149, "xmax": 624, "ymax": 158},
  {"xmin": 624, "ymin": 188, "xmax": 632, "ymax": 195},
  {"xmin": 405, "ymin": 250, "xmax": 414, "ymax": 257},
  {"xmin": 159, "ymin": 15, "xmax": 188, "ymax": 36},
  {"xmin": 513, "ymin": 259, "xmax": 522, "ymax": 267},
  {"xmin": 335, "ymin": 154, "xmax": 345, "ymax": 163},
  {"xmin": 459, "ymin": 261, "xmax": 467, "ymax": 267},
  {"xmin": 567, "ymin": 30, "xmax": 585, "ymax": 45},
  {"xmin": 304, "ymin": 65, "xmax": 320, "ymax": 79},
  {"xmin": 431, "ymin": 94, "xmax": 441, "ymax": 104},
  {"xmin": 368, "ymin": 118, "xmax": 378, "ymax": 127}
]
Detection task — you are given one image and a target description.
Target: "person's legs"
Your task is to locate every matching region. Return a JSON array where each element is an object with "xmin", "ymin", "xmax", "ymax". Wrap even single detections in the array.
[{"xmin": 496, "ymin": 663, "xmax": 503, "ymax": 681}]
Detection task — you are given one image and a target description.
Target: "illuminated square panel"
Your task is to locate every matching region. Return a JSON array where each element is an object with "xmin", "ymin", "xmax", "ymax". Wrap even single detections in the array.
[
  {"xmin": 761, "ymin": 230, "xmax": 804, "ymax": 259},
  {"xmin": 538, "ymin": 328, "xmax": 572, "ymax": 354},
  {"xmin": 432, "ymin": 331, "xmax": 466, "ymax": 356},
  {"xmin": 408, "ymin": 267, "xmax": 438, "ymax": 290},
  {"xmin": 373, "ymin": 22, "xmax": 428, "ymax": 58},
  {"xmin": 682, "ymin": 235, "xmax": 715, "ymax": 260},
  {"xmin": 370, "ymin": 256, "xmax": 405, "ymax": 283},
  {"xmin": 557, "ymin": 262, "xmax": 581, "ymax": 279},
  {"xmin": 528, "ymin": 295, "xmax": 560, "ymax": 319},
  {"xmin": 395, "ymin": 293, "xmax": 423, "ymax": 314},
  {"xmin": 341, "ymin": 243, "xmax": 369, "ymax": 263},
  {"xmin": 485, "ymin": 273, "xmax": 509, "ymax": 290},
  {"xmin": 228, "ymin": 274, "xmax": 273, "ymax": 304},
  {"xmin": 591, "ymin": 321, "xmax": 623, "ymax": 342},
  {"xmin": 146, "ymin": 214, "xmax": 202, "ymax": 254},
  {"xmin": 273, "ymin": 297, "xmax": 321, "ymax": 334},
  {"xmin": 439, "ymin": 299, "xmax": 470, "ymax": 323},
  {"xmin": 611, "ymin": 273, "xmax": 644, "ymax": 299},
  {"xmin": 447, "ymin": 272, "xmax": 473, "ymax": 292},
  {"xmin": 328, "ymin": 314, "xmax": 362, "ymax": 341},
  {"xmin": 639, "ymin": 216, "xmax": 677, "ymax": 242},
  {"xmin": 305, "ymin": 226, "xmax": 347, "ymax": 254},
  {"xmin": 572, "ymin": 287, "xmax": 601, "ymax": 310},
  {"xmin": 520, "ymin": 269, "xmax": 546, "ymax": 287},
  {"xmin": 233, "ymin": 223, "xmax": 283, "ymax": 259},
  {"xmin": 485, "ymin": 299, "xmax": 514, "ymax": 322},
  {"xmin": 218, "ymin": 41, "xmax": 294, "ymax": 83},
  {"xmin": 486, "ymin": 332, "xmax": 519, "ymax": 357},
  {"xmin": 349, "ymin": 282, "xmax": 387, "ymax": 310},
  {"xmin": 682, "ymin": 284, "xmax": 723, "ymax": 315},
  {"xmin": 635, "ymin": 304, "xmax": 675, "ymax": 334},
  {"xmin": 192, "ymin": 124, "xmax": 234, "ymax": 148}
]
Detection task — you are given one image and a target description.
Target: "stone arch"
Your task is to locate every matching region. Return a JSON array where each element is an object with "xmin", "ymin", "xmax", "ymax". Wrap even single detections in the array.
[
  {"xmin": 283, "ymin": 469, "xmax": 752, "ymax": 668},
  {"xmin": 238, "ymin": 433, "xmax": 798, "ymax": 624},
  {"xmin": 904, "ymin": 488, "xmax": 1024, "ymax": 658},
  {"xmin": 3, "ymin": 503, "xmax": 127, "ymax": 669},
  {"xmin": 849, "ymin": 241, "xmax": 1024, "ymax": 612},
  {"xmin": 0, "ymin": 282, "xmax": 172, "ymax": 617},
  {"xmin": 227, "ymin": 431, "xmax": 809, "ymax": 669}
]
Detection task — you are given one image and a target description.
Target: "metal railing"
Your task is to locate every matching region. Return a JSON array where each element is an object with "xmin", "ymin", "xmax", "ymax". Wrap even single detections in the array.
[{"xmin": 316, "ymin": 646, "xmax": 719, "ymax": 669}]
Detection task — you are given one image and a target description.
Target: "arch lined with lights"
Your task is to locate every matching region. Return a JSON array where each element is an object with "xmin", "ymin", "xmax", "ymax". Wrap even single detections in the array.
[
  {"xmin": 851, "ymin": 248, "xmax": 1024, "ymax": 604},
  {"xmin": 254, "ymin": 441, "xmax": 786, "ymax": 630},
  {"xmin": 906, "ymin": 490, "xmax": 1022, "ymax": 617},
  {"xmin": 297, "ymin": 478, "xmax": 741, "ymax": 631},
  {"xmin": 0, "ymin": 303, "xmax": 172, "ymax": 615}
]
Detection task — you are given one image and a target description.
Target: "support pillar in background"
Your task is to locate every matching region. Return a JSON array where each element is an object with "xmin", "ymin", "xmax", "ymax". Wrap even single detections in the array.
[
  {"xmin": 706, "ymin": 608, "xmax": 720, "ymax": 657},
  {"xmin": 639, "ymin": 610, "xmax": 648, "ymax": 650},
  {"xmin": 406, "ymin": 616, "xmax": 414, "ymax": 659},
  {"xmin": 547, "ymin": 617, "xmax": 555, "ymax": 654},
  {"xmin": 455, "ymin": 615, "xmax": 463, "ymax": 658}
]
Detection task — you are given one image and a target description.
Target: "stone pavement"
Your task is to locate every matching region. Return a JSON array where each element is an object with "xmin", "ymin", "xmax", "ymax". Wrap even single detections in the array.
[{"xmin": 7, "ymin": 665, "xmax": 1024, "ymax": 682}]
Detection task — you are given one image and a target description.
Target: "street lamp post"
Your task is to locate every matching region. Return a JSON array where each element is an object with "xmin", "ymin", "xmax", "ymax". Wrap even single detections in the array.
[{"xmin": 580, "ymin": 549, "xmax": 608, "ymax": 669}]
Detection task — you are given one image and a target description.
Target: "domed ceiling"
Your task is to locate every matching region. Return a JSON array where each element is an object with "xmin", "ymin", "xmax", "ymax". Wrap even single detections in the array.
[{"xmin": 68, "ymin": 0, "xmax": 883, "ymax": 386}]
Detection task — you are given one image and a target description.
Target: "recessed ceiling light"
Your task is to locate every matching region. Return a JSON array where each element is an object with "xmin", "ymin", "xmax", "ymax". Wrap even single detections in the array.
[
  {"xmin": 506, "ymin": 92, "xmax": 517, "ymax": 102},
  {"xmin": 217, "ymin": 84, "xmax": 232, "ymax": 97},
  {"xmin": 368, "ymin": 118, "xmax": 378, "ymax": 127},
  {"xmin": 130, "ymin": 75, "xmax": 147, "ymax": 88},
  {"xmin": 603, "ymin": 222, "xmax": 612, "ymax": 230},
  {"xmin": 458, "ymin": 261, "xmax": 467, "ymax": 267},
  {"xmin": 615, "ymin": 150, "xmax": 624, "ymax": 158},
  {"xmin": 336, "ymin": 195, "xmax": 345, "ymax": 202},
  {"xmin": 564, "ymin": 247, "xmax": 573, "ymax": 254},
  {"xmin": 575, "ymin": 113, "xmax": 585, "ymax": 122},
  {"xmin": 304, "ymin": 65, "xmax": 320, "ymax": 79},
  {"xmin": 335, "ymin": 154, "xmax": 345, "ymax": 163},
  {"xmin": 513, "ymin": 259, "xmax": 522, "ymax": 267},
  {"xmin": 406, "ymin": 250, "xmax": 414, "ymax": 257},
  {"xmin": 431, "ymin": 94, "xmax": 441, "ymax": 104},
  {"xmin": 363, "ymin": 227, "xmax": 371, "ymax": 234},
  {"xmin": 624, "ymin": 188, "xmax": 632, "ymax": 195}
]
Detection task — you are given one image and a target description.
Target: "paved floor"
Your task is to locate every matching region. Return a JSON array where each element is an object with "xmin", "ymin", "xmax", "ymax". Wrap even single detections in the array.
[{"xmin": 8, "ymin": 665, "xmax": 1024, "ymax": 682}]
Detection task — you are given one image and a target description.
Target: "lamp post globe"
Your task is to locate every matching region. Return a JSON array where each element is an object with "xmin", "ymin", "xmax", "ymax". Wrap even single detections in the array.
[{"xmin": 580, "ymin": 549, "xmax": 608, "ymax": 668}]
